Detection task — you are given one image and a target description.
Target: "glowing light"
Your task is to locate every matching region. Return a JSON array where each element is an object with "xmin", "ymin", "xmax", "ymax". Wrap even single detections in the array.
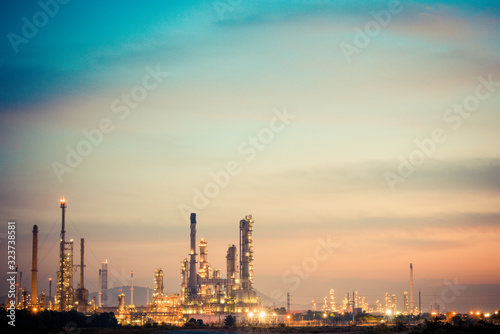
[
  {"xmin": 249, "ymin": 312, "xmax": 254, "ymax": 318},
  {"xmin": 386, "ymin": 309, "xmax": 392, "ymax": 315},
  {"xmin": 470, "ymin": 311, "xmax": 474, "ymax": 315},
  {"xmin": 33, "ymin": 307, "xmax": 38, "ymax": 313},
  {"xmin": 495, "ymin": 311, "xmax": 499, "ymax": 315},
  {"xmin": 476, "ymin": 311, "xmax": 480, "ymax": 316},
  {"xmin": 485, "ymin": 313, "xmax": 491, "ymax": 317},
  {"xmin": 323, "ymin": 313, "xmax": 327, "ymax": 318},
  {"xmin": 60, "ymin": 197, "xmax": 66, "ymax": 204},
  {"xmin": 259, "ymin": 311, "xmax": 266, "ymax": 318},
  {"xmin": 286, "ymin": 314, "xmax": 291, "ymax": 319}
]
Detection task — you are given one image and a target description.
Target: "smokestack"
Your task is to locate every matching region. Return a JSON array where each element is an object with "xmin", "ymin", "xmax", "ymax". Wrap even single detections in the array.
[
  {"xmin": 59, "ymin": 197, "xmax": 67, "ymax": 311},
  {"xmin": 48, "ymin": 278, "xmax": 52, "ymax": 307},
  {"xmin": 15, "ymin": 266, "xmax": 18, "ymax": 306},
  {"xmin": 18, "ymin": 271, "xmax": 22, "ymax": 306},
  {"xmin": 31, "ymin": 225, "xmax": 38, "ymax": 307},
  {"xmin": 130, "ymin": 271, "xmax": 134, "ymax": 305},
  {"xmin": 188, "ymin": 213, "xmax": 197, "ymax": 296},
  {"xmin": 410, "ymin": 263, "xmax": 414, "ymax": 314},
  {"xmin": 75, "ymin": 238, "xmax": 87, "ymax": 313},
  {"xmin": 98, "ymin": 269, "xmax": 102, "ymax": 308}
]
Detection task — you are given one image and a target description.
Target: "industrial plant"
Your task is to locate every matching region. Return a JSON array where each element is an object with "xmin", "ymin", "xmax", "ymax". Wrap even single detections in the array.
[
  {"xmin": 180, "ymin": 213, "xmax": 260, "ymax": 315},
  {"xmin": 6, "ymin": 198, "xmax": 261, "ymax": 325},
  {"xmin": 8, "ymin": 198, "xmax": 497, "ymax": 329}
]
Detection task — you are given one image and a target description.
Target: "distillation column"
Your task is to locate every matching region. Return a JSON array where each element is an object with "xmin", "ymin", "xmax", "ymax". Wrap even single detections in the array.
[
  {"xmin": 226, "ymin": 245, "xmax": 237, "ymax": 296},
  {"xmin": 154, "ymin": 269, "xmax": 164, "ymax": 297},
  {"xmin": 198, "ymin": 238, "xmax": 209, "ymax": 296},
  {"xmin": 180, "ymin": 259, "xmax": 188, "ymax": 302},
  {"xmin": 410, "ymin": 263, "xmax": 414, "ymax": 314},
  {"xmin": 239, "ymin": 215, "xmax": 254, "ymax": 290}
]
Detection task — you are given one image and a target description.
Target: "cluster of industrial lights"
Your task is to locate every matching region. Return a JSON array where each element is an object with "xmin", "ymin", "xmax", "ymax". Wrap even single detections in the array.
[{"xmin": 50, "ymin": 198, "xmax": 499, "ymax": 322}]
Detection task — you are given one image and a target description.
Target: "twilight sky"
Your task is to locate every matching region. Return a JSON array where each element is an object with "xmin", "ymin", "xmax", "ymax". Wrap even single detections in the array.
[{"xmin": 1, "ymin": 0, "xmax": 499, "ymax": 313}]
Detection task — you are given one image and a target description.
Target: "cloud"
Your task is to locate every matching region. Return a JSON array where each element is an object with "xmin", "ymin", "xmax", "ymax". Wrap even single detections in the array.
[{"xmin": 254, "ymin": 158, "xmax": 500, "ymax": 194}]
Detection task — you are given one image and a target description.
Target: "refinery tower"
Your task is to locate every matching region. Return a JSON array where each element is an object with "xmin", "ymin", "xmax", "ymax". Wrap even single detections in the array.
[{"xmin": 181, "ymin": 214, "xmax": 259, "ymax": 314}]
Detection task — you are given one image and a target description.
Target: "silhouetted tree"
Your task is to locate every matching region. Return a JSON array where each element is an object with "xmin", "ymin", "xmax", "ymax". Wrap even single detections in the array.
[{"xmin": 224, "ymin": 315, "xmax": 236, "ymax": 327}]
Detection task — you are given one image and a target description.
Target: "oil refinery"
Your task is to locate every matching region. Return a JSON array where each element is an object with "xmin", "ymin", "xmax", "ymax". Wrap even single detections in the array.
[
  {"xmin": 180, "ymin": 213, "xmax": 260, "ymax": 315},
  {"xmin": 5, "ymin": 198, "xmax": 261, "ymax": 325},
  {"xmin": 6, "ymin": 198, "xmax": 497, "ymax": 328},
  {"xmin": 117, "ymin": 213, "xmax": 261, "ymax": 325}
]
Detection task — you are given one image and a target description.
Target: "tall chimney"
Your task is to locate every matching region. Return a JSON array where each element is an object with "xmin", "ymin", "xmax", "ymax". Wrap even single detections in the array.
[
  {"xmin": 410, "ymin": 263, "xmax": 414, "ymax": 314},
  {"xmin": 130, "ymin": 271, "xmax": 134, "ymax": 305},
  {"xmin": 98, "ymin": 269, "xmax": 102, "ymax": 308},
  {"xmin": 75, "ymin": 238, "xmax": 87, "ymax": 313},
  {"xmin": 18, "ymin": 271, "xmax": 22, "ymax": 306},
  {"xmin": 15, "ymin": 266, "xmax": 18, "ymax": 306},
  {"xmin": 48, "ymin": 278, "xmax": 52, "ymax": 307},
  {"xmin": 59, "ymin": 197, "xmax": 67, "ymax": 311},
  {"xmin": 31, "ymin": 225, "xmax": 38, "ymax": 307}
]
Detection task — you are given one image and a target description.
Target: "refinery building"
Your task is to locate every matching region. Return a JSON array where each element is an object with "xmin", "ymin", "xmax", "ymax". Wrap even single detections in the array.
[
  {"xmin": 180, "ymin": 213, "xmax": 260, "ymax": 315},
  {"xmin": 7, "ymin": 198, "xmax": 261, "ymax": 325}
]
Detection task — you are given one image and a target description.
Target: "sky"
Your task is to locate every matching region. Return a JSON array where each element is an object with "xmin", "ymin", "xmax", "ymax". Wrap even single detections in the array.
[{"xmin": 0, "ymin": 0, "xmax": 499, "ymax": 313}]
